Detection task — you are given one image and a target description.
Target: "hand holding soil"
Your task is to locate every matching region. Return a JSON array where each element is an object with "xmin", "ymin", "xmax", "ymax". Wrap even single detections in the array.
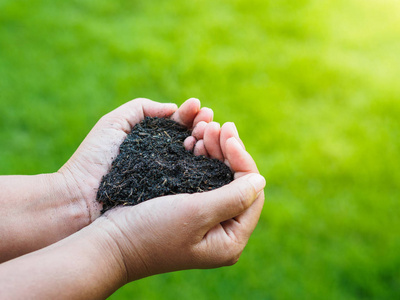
[
  {"xmin": 97, "ymin": 116, "xmax": 234, "ymax": 212},
  {"xmin": 59, "ymin": 98, "xmax": 214, "ymax": 220},
  {"xmin": 99, "ymin": 118, "xmax": 266, "ymax": 281},
  {"xmin": 0, "ymin": 98, "xmax": 265, "ymax": 299},
  {"xmin": 58, "ymin": 97, "xmax": 265, "ymax": 280}
]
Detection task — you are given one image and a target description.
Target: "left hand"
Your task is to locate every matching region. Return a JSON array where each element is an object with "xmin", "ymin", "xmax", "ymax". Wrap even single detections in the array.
[{"xmin": 58, "ymin": 98, "xmax": 213, "ymax": 222}]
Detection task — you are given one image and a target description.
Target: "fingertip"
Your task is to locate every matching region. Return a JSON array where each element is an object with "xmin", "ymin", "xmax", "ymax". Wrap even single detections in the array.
[
  {"xmin": 192, "ymin": 121, "xmax": 208, "ymax": 140},
  {"xmin": 170, "ymin": 98, "xmax": 201, "ymax": 128},
  {"xmin": 184, "ymin": 136, "xmax": 197, "ymax": 151},
  {"xmin": 227, "ymin": 173, "xmax": 264, "ymax": 209},
  {"xmin": 221, "ymin": 122, "xmax": 234, "ymax": 132},
  {"xmin": 193, "ymin": 107, "xmax": 214, "ymax": 128},
  {"xmin": 245, "ymin": 173, "xmax": 266, "ymax": 194},
  {"xmin": 183, "ymin": 98, "xmax": 201, "ymax": 113},
  {"xmin": 220, "ymin": 123, "xmax": 238, "ymax": 157},
  {"xmin": 108, "ymin": 98, "xmax": 180, "ymax": 129},
  {"xmin": 163, "ymin": 102, "xmax": 179, "ymax": 117},
  {"xmin": 222, "ymin": 122, "xmax": 245, "ymax": 149},
  {"xmin": 225, "ymin": 136, "xmax": 245, "ymax": 166},
  {"xmin": 231, "ymin": 122, "xmax": 239, "ymax": 138},
  {"xmin": 169, "ymin": 102, "xmax": 179, "ymax": 111},
  {"xmin": 226, "ymin": 137, "xmax": 258, "ymax": 175},
  {"xmin": 205, "ymin": 121, "xmax": 221, "ymax": 132},
  {"xmin": 187, "ymin": 97, "xmax": 201, "ymax": 107},
  {"xmin": 196, "ymin": 121, "xmax": 208, "ymax": 127},
  {"xmin": 196, "ymin": 173, "xmax": 262, "ymax": 225},
  {"xmin": 201, "ymin": 107, "xmax": 214, "ymax": 122},
  {"xmin": 194, "ymin": 140, "xmax": 208, "ymax": 157}
]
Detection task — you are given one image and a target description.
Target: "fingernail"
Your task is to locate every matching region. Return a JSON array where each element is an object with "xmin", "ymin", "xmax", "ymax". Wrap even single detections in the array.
[
  {"xmin": 213, "ymin": 121, "xmax": 221, "ymax": 128},
  {"xmin": 247, "ymin": 174, "xmax": 266, "ymax": 193},
  {"xmin": 188, "ymin": 98, "xmax": 200, "ymax": 105},
  {"xmin": 232, "ymin": 123, "xmax": 239, "ymax": 137},
  {"xmin": 168, "ymin": 103, "xmax": 178, "ymax": 110},
  {"xmin": 228, "ymin": 136, "xmax": 241, "ymax": 148}
]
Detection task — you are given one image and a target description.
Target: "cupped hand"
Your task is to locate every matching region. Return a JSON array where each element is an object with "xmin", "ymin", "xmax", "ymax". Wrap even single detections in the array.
[
  {"xmin": 58, "ymin": 98, "xmax": 213, "ymax": 222},
  {"xmin": 100, "ymin": 122, "xmax": 265, "ymax": 282}
]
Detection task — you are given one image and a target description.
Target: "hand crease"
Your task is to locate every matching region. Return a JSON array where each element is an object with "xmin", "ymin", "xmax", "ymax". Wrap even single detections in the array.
[
  {"xmin": 58, "ymin": 167, "xmax": 92, "ymax": 225},
  {"xmin": 105, "ymin": 215, "xmax": 152, "ymax": 279}
]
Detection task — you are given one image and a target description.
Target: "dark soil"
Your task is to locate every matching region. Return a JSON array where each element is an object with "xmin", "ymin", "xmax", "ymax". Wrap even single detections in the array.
[{"xmin": 97, "ymin": 117, "xmax": 234, "ymax": 212}]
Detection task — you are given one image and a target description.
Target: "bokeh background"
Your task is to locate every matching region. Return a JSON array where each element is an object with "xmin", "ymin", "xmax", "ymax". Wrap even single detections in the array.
[{"xmin": 1, "ymin": 0, "xmax": 399, "ymax": 299}]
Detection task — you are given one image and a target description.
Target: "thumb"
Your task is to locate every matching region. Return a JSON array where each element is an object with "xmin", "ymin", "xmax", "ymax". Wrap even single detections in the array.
[
  {"xmin": 101, "ymin": 98, "xmax": 178, "ymax": 131},
  {"xmin": 191, "ymin": 173, "xmax": 266, "ymax": 227}
]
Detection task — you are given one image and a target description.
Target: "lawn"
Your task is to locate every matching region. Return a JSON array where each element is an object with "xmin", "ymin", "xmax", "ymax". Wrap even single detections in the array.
[{"xmin": 1, "ymin": 0, "xmax": 400, "ymax": 299}]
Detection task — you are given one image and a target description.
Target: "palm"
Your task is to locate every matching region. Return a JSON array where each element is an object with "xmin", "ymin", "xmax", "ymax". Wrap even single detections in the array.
[
  {"xmin": 103, "ymin": 117, "xmax": 264, "ymax": 278},
  {"xmin": 59, "ymin": 98, "xmax": 213, "ymax": 220}
]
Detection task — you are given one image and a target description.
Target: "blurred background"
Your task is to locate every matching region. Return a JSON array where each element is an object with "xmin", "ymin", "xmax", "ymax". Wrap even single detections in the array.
[{"xmin": 1, "ymin": 0, "xmax": 399, "ymax": 299}]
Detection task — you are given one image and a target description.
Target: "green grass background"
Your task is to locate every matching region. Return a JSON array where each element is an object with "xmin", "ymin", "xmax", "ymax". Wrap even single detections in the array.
[{"xmin": 1, "ymin": 0, "xmax": 399, "ymax": 299}]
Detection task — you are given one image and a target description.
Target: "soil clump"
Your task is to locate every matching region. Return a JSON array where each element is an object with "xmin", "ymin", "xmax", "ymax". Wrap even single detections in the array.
[{"xmin": 97, "ymin": 117, "xmax": 234, "ymax": 212}]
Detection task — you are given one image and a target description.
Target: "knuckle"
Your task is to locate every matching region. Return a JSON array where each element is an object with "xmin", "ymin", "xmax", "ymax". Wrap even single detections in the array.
[
  {"xmin": 221, "ymin": 122, "xmax": 232, "ymax": 131},
  {"xmin": 97, "ymin": 115, "xmax": 115, "ymax": 129},
  {"xmin": 99, "ymin": 115, "xmax": 130, "ymax": 132},
  {"xmin": 183, "ymin": 198, "xmax": 199, "ymax": 219},
  {"xmin": 132, "ymin": 97, "xmax": 150, "ymax": 105},
  {"xmin": 225, "ymin": 255, "xmax": 240, "ymax": 266},
  {"xmin": 98, "ymin": 113, "xmax": 111, "ymax": 123},
  {"xmin": 222, "ymin": 247, "xmax": 243, "ymax": 266},
  {"xmin": 186, "ymin": 195, "xmax": 211, "ymax": 223},
  {"xmin": 235, "ymin": 182, "xmax": 256, "ymax": 211}
]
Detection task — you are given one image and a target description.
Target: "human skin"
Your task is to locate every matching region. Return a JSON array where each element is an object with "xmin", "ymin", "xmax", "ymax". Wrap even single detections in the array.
[
  {"xmin": 0, "ymin": 98, "xmax": 213, "ymax": 262},
  {"xmin": 0, "ymin": 175, "xmax": 264, "ymax": 300},
  {"xmin": 0, "ymin": 98, "xmax": 265, "ymax": 299}
]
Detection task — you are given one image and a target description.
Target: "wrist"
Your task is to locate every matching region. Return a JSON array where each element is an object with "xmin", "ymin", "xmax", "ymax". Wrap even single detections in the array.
[
  {"xmin": 81, "ymin": 218, "xmax": 129, "ymax": 291},
  {"xmin": 91, "ymin": 217, "xmax": 131, "ymax": 284},
  {"xmin": 96, "ymin": 212, "xmax": 151, "ymax": 282},
  {"xmin": 56, "ymin": 164, "xmax": 103, "ymax": 226},
  {"xmin": 57, "ymin": 162, "xmax": 103, "ymax": 223},
  {"xmin": 43, "ymin": 171, "xmax": 92, "ymax": 232}
]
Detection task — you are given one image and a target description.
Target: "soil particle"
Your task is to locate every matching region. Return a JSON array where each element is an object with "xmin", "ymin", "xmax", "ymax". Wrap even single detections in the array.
[{"xmin": 97, "ymin": 117, "xmax": 234, "ymax": 212}]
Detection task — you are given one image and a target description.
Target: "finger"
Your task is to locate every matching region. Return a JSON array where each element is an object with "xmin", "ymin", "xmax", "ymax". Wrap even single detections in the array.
[
  {"xmin": 193, "ymin": 140, "xmax": 208, "ymax": 157},
  {"xmin": 193, "ymin": 107, "xmax": 213, "ymax": 128},
  {"xmin": 170, "ymin": 98, "xmax": 201, "ymax": 128},
  {"xmin": 235, "ymin": 190, "xmax": 265, "ymax": 230},
  {"xmin": 221, "ymin": 190, "xmax": 265, "ymax": 242},
  {"xmin": 203, "ymin": 122, "xmax": 224, "ymax": 161},
  {"xmin": 191, "ymin": 173, "xmax": 265, "ymax": 227},
  {"xmin": 184, "ymin": 136, "xmax": 197, "ymax": 151},
  {"xmin": 225, "ymin": 137, "xmax": 258, "ymax": 179},
  {"xmin": 220, "ymin": 122, "xmax": 245, "ymax": 155},
  {"xmin": 102, "ymin": 98, "xmax": 178, "ymax": 133},
  {"xmin": 139, "ymin": 98, "xmax": 178, "ymax": 119},
  {"xmin": 192, "ymin": 121, "xmax": 207, "ymax": 140}
]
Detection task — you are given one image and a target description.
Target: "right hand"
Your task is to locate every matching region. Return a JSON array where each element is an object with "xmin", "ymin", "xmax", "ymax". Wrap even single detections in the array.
[{"xmin": 99, "ymin": 123, "xmax": 265, "ymax": 282}]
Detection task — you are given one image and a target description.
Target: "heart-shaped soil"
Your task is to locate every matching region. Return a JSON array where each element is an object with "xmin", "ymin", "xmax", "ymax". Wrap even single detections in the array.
[{"xmin": 97, "ymin": 117, "xmax": 234, "ymax": 212}]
